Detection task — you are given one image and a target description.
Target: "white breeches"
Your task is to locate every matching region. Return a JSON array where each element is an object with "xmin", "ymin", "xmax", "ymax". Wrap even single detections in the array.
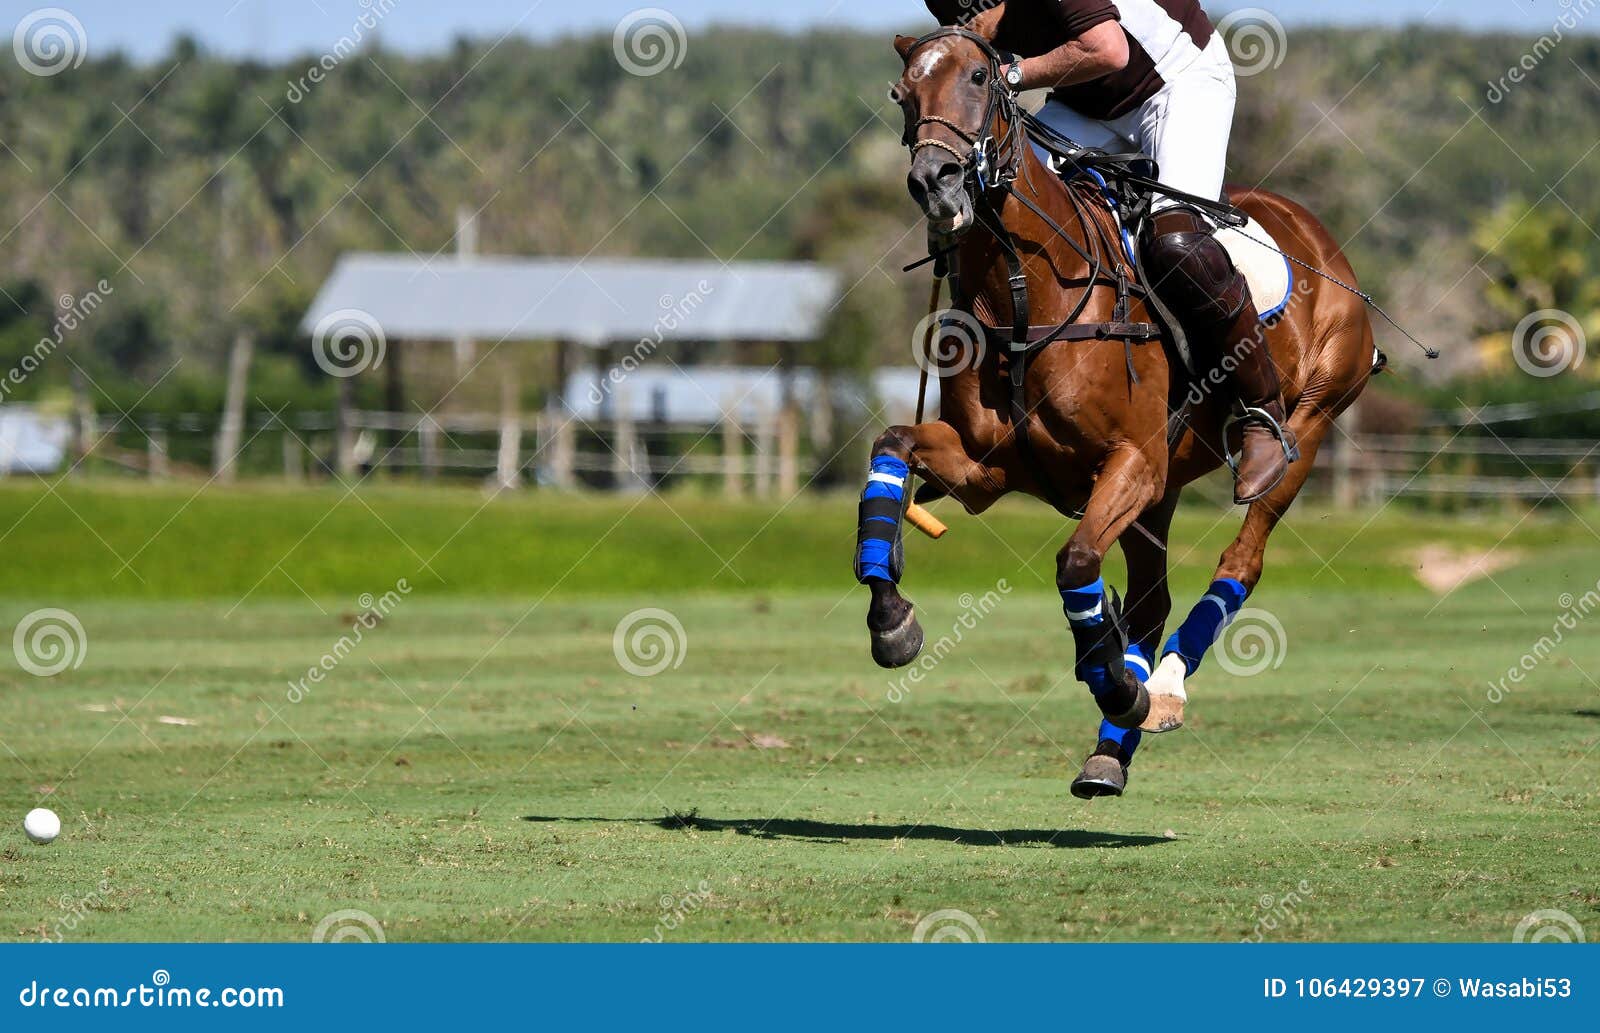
[{"xmin": 1031, "ymin": 34, "xmax": 1237, "ymax": 211}]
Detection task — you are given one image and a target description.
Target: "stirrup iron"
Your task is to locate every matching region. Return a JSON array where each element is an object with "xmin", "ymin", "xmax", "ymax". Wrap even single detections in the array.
[{"xmin": 1223, "ymin": 405, "xmax": 1300, "ymax": 476}]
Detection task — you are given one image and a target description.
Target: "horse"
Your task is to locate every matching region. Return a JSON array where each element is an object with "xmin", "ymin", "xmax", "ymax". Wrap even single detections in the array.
[{"xmin": 853, "ymin": 25, "xmax": 1380, "ymax": 799}]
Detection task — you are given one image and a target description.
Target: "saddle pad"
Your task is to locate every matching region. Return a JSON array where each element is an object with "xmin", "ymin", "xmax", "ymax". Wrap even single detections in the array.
[{"xmin": 1214, "ymin": 217, "xmax": 1295, "ymax": 319}]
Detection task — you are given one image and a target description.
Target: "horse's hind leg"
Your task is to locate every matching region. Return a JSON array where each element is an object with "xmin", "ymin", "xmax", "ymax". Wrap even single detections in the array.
[
  {"xmin": 1146, "ymin": 405, "xmax": 1341, "ymax": 707},
  {"xmin": 855, "ymin": 422, "xmax": 997, "ymax": 669}
]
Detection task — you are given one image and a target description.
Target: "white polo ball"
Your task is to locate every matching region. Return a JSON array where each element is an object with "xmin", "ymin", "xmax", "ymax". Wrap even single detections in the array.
[{"xmin": 24, "ymin": 807, "xmax": 60, "ymax": 845}]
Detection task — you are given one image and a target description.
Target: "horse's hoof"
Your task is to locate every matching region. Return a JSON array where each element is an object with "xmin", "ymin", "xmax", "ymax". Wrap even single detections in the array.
[
  {"xmin": 869, "ymin": 607, "xmax": 924, "ymax": 669},
  {"xmin": 1099, "ymin": 678, "xmax": 1150, "ymax": 730},
  {"xmin": 1140, "ymin": 653, "xmax": 1188, "ymax": 734},
  {"xmin": 1071, "ymin": 755, "xmax": 1127, "ymax": 799}
]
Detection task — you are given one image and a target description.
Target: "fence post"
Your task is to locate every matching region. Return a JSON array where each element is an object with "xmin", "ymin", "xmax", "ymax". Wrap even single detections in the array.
[
  {"xmin": 214, "ymin": 330, "xmax": 254, "ymax": 482},
  {"xmin": 281, "ymin": 429, "xmax": 303, "ymax": 481},
  {"xmin": 495, "ymin": 365, "xmax": 521, "ymax": 490},
  {"xmin": 148, "ymin": 424, "xmax": 169, "ymax": 480},
  {"xmin": 335, "ymin": 378, "xmax": 356, "ymax": 478},
  {"xmin": 1332, "ymin": 398, "xmax": 1360, "ymax": 509},
  {"xmin": 550, "ymin": 407, "xmax": 576, "ymax": 488},
  {"xmin": 419, "ymin": 414, "xmax": 440, "ymax": 480},
  {"xmin": 778, "ymin": 403, "xmax": 799, "ymax": 497},
  {"xmin": 612, "ymin": 385, "xmax": 645, "ymax": 492},
  {"xmin": 754, "ymin": 409, "xmax": 775, "ymax": 498},
  {"xmin": 722, "ymin": 403, "xmax": 744, "ymax": 498}
]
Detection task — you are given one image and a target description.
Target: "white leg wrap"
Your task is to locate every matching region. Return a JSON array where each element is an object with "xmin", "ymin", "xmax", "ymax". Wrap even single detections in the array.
[{"xmin": 1146, "ymin": 653, "xmax": 1189, "ymax": 702}]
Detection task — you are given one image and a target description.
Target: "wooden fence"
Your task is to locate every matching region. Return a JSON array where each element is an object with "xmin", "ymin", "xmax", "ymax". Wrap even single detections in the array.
[{"xmin": 62, "ymin": 407, "xmax": 1600, "ymax": 508}]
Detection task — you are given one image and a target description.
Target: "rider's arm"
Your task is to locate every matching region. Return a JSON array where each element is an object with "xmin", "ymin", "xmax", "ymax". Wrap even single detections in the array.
[{"xmin": 1008, "ymin": 20, "xmax": 1129, "ymax": 90}]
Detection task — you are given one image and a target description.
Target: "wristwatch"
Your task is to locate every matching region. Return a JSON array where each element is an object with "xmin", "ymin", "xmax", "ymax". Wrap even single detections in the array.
[{"xmin": 1004, "ymin": 62, "xmax": 1025, "ymax": 89}]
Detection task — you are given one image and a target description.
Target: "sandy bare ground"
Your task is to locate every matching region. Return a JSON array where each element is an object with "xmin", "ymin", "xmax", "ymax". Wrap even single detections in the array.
[{"xmin": 1411, "ymin": 544, "xmax": 1524, "ymax": 594}]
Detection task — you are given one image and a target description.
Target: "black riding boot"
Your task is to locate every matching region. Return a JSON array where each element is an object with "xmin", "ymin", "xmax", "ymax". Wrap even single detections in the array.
[{"xmin": 1219, "ymin": 304, "xmax": 1299, "ymax": 503}]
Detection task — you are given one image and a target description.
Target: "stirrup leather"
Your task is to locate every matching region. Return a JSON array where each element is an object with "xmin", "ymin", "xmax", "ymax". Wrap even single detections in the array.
[{"xmin": 1223, "ymin": 405, "xmax": 1300, "ymax": 476}]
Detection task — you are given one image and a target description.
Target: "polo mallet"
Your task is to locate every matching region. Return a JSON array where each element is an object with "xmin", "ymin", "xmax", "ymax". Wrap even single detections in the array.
[{"xmin": 902, "ymin": 275, "xmax": 950, "ymax": 540}]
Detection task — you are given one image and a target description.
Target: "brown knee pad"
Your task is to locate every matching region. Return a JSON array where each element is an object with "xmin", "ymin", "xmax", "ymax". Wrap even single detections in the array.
[{"xmin": 1140, "ymin": 207, "xmax": 1251, "ymax": 326}]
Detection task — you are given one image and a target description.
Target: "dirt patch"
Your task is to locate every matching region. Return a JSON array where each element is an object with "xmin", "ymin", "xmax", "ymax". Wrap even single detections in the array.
[{"xmin": 1411, "ymin": 545, "xmax": 1523, "ymax": 594}]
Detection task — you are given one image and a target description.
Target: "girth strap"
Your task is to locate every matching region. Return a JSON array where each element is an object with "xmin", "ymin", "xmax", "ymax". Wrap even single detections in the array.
[{"xmin": 970, "ymin": 313, "xmax": 1161, "ymax": 522}]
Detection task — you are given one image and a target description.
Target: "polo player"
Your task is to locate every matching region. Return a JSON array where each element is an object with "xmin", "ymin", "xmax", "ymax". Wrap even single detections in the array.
[{"xmin": 923, "ymin": 0, "xmax": 1296, "ymax": 502}]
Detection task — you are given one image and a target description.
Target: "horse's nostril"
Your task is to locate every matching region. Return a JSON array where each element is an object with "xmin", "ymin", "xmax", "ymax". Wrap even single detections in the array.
[
  {"xmin": 907, "ymin": 171, "xmax": 930, "ymax": 208},
  {"xmin": 908, "ymin": 158, "xmax": 964, "ymax": 210}
]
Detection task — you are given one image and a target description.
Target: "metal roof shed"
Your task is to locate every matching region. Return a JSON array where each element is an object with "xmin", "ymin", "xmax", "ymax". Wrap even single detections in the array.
[
  {"xmin": 296, "ymin": 253, "xmax": 843, "ymax": 489},
  {"xmin": 299, "ymin": 254, "xmax": 841, "ymax": 345}
]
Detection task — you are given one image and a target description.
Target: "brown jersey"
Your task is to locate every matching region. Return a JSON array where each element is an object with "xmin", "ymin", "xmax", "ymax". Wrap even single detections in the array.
[{"xmin": 923, "ymin": 1, "xmax": 1218, "ymax": 120}]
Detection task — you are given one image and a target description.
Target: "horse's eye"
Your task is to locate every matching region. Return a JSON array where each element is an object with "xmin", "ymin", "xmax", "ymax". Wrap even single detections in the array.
[
  {"xmin": 971, "ymin": 68, "xmax": 987, "ymax": 85},
  {"xmin": 888, "ymin": 84, "xmax": 905, "ymax": 105}
]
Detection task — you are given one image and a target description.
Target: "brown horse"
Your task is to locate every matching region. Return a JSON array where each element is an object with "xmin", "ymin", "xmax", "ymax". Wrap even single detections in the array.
[{"xmin": 854, "ymin": 25, "xmax": 1379, "ymax": 798}]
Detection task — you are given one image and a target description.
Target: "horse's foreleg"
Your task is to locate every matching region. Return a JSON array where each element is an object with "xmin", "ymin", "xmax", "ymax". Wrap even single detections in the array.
[
  {"xmin": 1057, "ymin": 448, "xmax": 1162, "ymax": 724},
  {"xmin": 1062, "ymin": 448, "xmax": 1163, "ymax": 800},
  {"xmin": 1145, "ymin": 406, "xmax": 1339, "ymax": 707},
  {"xmin": 855, "ymin": 422, "xmax": 995, "ymax": 669},
  {"xmin": 1085, "ymin": 490, "xmax": 1180, "ymax": 764}
]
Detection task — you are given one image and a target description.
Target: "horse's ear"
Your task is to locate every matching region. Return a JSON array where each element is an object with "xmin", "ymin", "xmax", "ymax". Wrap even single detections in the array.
[
  {"xmin": 894, "ymin": 35, "xmax": 918, "ymax": 61},
  {"xmin": 966, "ymin": 4, "xmax": 1007, "ymax": 41}
]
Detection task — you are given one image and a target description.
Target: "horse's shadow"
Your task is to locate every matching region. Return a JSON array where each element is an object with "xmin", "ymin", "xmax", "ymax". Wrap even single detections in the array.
[{"xmin": 522, "ymin": 812, "xmax": 1170, "ymax": 849}]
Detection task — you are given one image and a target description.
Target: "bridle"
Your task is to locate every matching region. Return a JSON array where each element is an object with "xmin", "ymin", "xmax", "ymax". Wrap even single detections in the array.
[{"xmin": 897, "ymin": 27, "xmax": 1026, "ymax": 195}]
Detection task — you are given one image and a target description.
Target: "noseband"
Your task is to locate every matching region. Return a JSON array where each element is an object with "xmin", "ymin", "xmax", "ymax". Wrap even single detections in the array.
[{"xmin": 898, "ymin": 27, "xmax": 1025, "ymax": 194}]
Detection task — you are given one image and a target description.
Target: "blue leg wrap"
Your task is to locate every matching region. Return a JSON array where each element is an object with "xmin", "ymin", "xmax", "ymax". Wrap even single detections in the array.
[
  {"xmin": 1062, "ymin": 577, "xmax": 1114, "ymax": 696},
  {"xmin": 1162, "ymin": 578, "xmax": 1249, "ymax": 677},
  {"xmin": 1097, "ymin": 719, "xmax": 1143, "ymax": 762},
  {"xmin": 1096, "ymin": 643, "xmax": 1151, "ymax": 762},
  {"xmin": 854, "ymin": 456, "xmax": 908, "ymax": 583}
]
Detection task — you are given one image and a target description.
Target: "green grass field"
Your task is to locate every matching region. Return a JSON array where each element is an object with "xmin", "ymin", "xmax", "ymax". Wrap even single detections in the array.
[{"xmin": 0, "ymin": 481, "xmax": 1596, "ymax": 942}]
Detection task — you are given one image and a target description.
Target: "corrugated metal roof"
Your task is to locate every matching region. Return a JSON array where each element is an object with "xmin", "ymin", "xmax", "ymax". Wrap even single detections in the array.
[{"xmin": 300, "ymin": 253, "xmax": 841, "ymax": 345}]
